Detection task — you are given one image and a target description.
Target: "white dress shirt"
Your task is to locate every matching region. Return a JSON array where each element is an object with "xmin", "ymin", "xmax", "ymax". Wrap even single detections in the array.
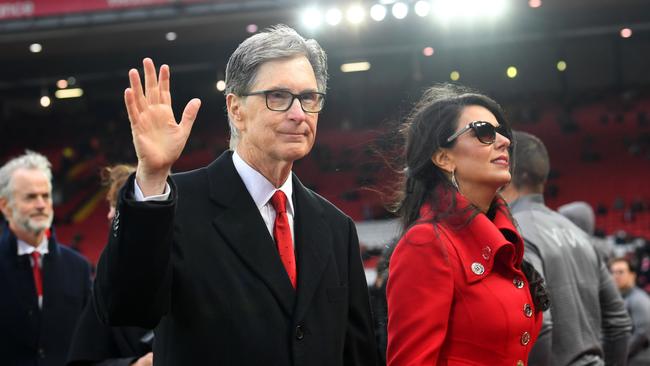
[{"xmin": 134, "ymin": 151, "xmax": 295, "ymax": 243}]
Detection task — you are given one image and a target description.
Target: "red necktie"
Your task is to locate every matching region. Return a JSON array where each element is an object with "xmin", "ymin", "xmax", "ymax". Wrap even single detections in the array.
[
  {"xmin": 31, "ymin": 252, "xmax": 43, "ymax": 299},
  {"xmin": 270, "ymin": 191, "xmax": 297, "ymax": 289}
]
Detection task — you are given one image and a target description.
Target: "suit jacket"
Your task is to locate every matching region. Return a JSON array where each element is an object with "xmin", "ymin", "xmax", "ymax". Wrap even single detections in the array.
[
  {"xmin": 0, "ymin": 224, "xmax": 92, "ymax": 366},
  {"xmin": 94, "ymin": 151, "xmax": 377, "ymax": 366},
  {"xmin": 387, "ymin": 195, "xmax": 543, "ymax": 366}
]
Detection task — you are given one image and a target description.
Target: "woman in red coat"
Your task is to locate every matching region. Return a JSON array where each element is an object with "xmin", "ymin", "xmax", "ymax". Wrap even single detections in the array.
[{"xmin": 386, "ymin": 84, "xmax": 547, "ymax": 366}]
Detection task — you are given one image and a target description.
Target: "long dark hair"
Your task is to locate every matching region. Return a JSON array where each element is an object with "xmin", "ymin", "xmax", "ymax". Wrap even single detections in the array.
[{"xmin": 393, "ymin": 83, "xmax": 512, "ymax": 232}]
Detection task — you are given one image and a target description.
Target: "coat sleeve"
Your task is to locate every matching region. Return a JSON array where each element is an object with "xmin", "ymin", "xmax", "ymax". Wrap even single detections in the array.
[
  {"xmin": 523, "ymin": 240, "xmax": 552, "ymax": 366},
  {"xmin": 93, "ymin": 174, "xmax": 175, "ymax": 328},
  {"xmin": 386, "ymin": 225, "xmax": 453, "ymax": 366},
  {"xmin": 343, "ymin": 218, "xmax": 379, "ymax": 366},
  {"xmin": 598, "ymin": 256, "xmax": 632, "ymax": 366}
]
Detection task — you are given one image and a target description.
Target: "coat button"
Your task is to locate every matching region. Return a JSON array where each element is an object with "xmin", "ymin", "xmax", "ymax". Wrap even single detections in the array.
[
  {"xmin": 524, "ymin": 303, "xmax": 533, "ymax": 318},
  {"xmin": 516, "ymin": 360, "xmax": 525, "ymax": 366},
  {"xmin": 295, "ymin": 325, "xmax": 304, "ymax": 340},
  {"xmin": 513, "ymin": 277, "xmax": 525, "ymax": 289},
  {"xmin": 38, "ymin": 348, "xmax": 45, "ymax": 358},
  {"xmin": 521, "ymin": 331, "xmax": 531, "ymax": 345},
  {"xmin": 471, "ymin": 262, "xmax": 485, "ymax": 275}
]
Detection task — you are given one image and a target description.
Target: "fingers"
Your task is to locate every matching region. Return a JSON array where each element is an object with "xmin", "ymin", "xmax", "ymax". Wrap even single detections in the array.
[
  {"xmin": 180, "ymin": 98, "xmax": 201, "ymax": 136},
  {"xmin": 124, "ymin": 88, "xmax": 140, "ymax": 126},
  {"xmin": 143, "ymin": 58, "xmax": 160, "ymax": 105},
  {"xmin": 159, "ymin": 64, "xmax": 172, "ymax": 106},
  {"xmin": 128, "ymin": 69, "xmax": 147, "ymax": 113}
]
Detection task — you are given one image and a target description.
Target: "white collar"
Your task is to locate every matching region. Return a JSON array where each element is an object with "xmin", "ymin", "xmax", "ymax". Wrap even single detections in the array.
[
  {"xmin": 232, "ymin": 151, "xmax": 294, "ymax": 215},
  {"xmin": 17, "ymin": 235, "xmax": 49, "ymax": 257}
]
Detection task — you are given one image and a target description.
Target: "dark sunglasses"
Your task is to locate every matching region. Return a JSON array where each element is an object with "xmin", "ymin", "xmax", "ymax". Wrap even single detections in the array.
[{"xmin": 446, "ymin": 121, "xmax": 511, "ymax": 145}]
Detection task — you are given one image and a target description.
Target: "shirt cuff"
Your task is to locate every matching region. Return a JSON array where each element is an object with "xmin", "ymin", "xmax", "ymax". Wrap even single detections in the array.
[{"xmin": 134, "ymin": 180, "xmax": 171, "ymax": 201}]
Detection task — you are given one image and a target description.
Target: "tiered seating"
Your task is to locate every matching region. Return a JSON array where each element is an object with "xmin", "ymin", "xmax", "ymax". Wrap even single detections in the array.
[{"xmin": 515, "ymin": 93, "xmax": 650, "ymax": 238}]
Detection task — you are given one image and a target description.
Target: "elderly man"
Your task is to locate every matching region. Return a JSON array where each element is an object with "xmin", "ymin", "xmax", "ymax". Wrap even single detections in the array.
[
  {"xmin": 0, "ymin": 151, "xmax": 92, "ymax": 366},
  {"xmin": 501, "ymin": 131, "xmax": 631, "ymax": 366},
  {"xmin": 93, "ymin": 25, "xmax": 378, "ymax": 365}
]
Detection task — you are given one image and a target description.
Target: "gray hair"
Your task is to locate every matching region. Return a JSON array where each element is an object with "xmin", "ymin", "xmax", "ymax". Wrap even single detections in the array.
[
  {"xmin": 0, "ymin": 150, "xmax": 52, "ymax": 202},
  {"xmin": 224, "ymin": 24, "xmax": 328, "ymax": 150}
]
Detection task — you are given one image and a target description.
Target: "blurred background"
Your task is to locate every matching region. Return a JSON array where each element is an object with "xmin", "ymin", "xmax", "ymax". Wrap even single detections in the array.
[{"xmin": 1, "ymin": 0, "xmax": 649, "ymax": 284}]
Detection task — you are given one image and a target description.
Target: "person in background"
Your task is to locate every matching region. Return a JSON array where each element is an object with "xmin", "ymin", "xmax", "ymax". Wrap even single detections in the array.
[
  {"xmin": 610, "ymin": 257, "xmax": 650, "ymax": 366},
  {"xmin": 368, "ymin": 238, "xmax": 398, "ymax": 366},
  {"xmin": 558, "ymin": 200, "xmax": 614, "ymax": 261},
  {"xmin": 387, "ymin": 84, "xmax": 546, "ymax": 366},
  {"xmin": 93, "ymin": 25, "xmax": 377, "ymax": 365},
  {"xmin": 67, "ymin": 164, "xmax": 153, "ymax": 366},
  {"xmin": 502, "ymin": 131, "xmax": 631, "ymax": 366},
  {"xmin": 0, "ymin": 150, "xmax": 92, "ymax": 366}
]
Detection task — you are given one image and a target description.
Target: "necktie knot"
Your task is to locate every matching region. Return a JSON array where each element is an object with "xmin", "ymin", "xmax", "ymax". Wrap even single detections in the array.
[
  {"xmin": 269, "ymin": 189, "xmax": 296, "ymax": 289},
  {"xmin": 31, "ymin": 251, "xmax": 41, "ymax": 265},
  {"xmin": 270, "ymin": 190, "xmax": 287, "ymax": 214}
]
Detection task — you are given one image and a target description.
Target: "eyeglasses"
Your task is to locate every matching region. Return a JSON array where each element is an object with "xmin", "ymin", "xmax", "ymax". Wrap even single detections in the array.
[
  {"xmin": 241, "ymin": 89, "xmax": 326, "ymax": 113},
  {"xmin": 446, "ymin": 121, "xmax": 511, "ymax": 145}
]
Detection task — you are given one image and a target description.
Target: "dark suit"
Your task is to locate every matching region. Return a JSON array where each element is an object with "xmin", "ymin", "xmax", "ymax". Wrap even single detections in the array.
[
  {"xmin": 0, "ymin": 224, "xmax": 92, "ymax": 366},
  {"xmin": 94, "ymin": 151, "xmax": 377, "ymax": 365}
]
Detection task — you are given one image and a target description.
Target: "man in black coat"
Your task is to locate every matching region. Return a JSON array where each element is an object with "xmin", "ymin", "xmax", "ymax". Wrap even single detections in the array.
[
  {"xmin": 0, "ymin": 151, "xmax": 92, "ymax": 366},
  {"xmin": 94, "ymin": 25, "xmax": 378, "ymax": 365}
]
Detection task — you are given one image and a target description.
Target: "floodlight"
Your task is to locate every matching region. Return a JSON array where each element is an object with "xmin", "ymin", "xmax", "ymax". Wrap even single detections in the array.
[
  {"xmin": 325, "ymin": 8, "xmax": 343, "ymax": 25},
  {"xmin": 392, "ymin": 2, "xmax": 408, "ymax": 19},
  {"xmin": 415, "ymin": 1, "xmax": 431, "ymax": 17},
  {"xmin": 506, "ymin": 66, "xmax": 517, "ymax": 78},
  {"xmin": 301, "ymin": 7, "xmax": 323, "ymax": 29},
  {"xmin": 370, "ymin": 4, "xmax": 387, "ymax": 21},
  {"xmin": 346, "ymin": 4, "xmax": 365, "ymax": 24}
]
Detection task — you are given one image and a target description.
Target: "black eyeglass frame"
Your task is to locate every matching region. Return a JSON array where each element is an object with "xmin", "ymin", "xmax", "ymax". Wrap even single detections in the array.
[
  {"xmin": 241, "ymin": 89, "xmax": 326, "ymax": 113},
  {"xmin": 446, "ymin": 120, "xmax": 511, "ymax": 145}
]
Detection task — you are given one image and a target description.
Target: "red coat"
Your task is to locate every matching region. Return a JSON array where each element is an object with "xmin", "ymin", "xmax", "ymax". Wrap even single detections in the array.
[{"xmin": 387, "ymin": 196, "xmax": 542, "ymax": 366}]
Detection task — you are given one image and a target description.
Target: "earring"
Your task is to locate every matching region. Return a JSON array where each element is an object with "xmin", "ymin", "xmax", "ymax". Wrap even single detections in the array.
[{"xmin": 451, "ymin": 170, "xmax": 459, "ymax": 191}]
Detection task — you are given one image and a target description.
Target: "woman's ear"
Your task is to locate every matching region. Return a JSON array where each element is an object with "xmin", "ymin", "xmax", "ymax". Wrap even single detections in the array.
[{"xmin": 431, "ymin": 149, "xmax": 454, "ymax": 174}]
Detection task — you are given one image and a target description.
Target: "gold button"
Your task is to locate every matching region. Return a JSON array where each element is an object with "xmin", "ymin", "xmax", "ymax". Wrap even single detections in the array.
[
  {"xmin": 513, "ymin": 277, "xmax": 525, "ymax": 289},
  {"xmin": 516, "ymin": 360, "xmax": 525, "ymax": 366},
  {"xmin": 471, "ymin": 262, "xmax": 485, "ymax": 275},
  {"xmin": 521, "ymin": 331, "xmax": 531, "ymax": 345},
  {"xmin": 524, "ymin": 303, "xmax": 533, "ymax": 318}
]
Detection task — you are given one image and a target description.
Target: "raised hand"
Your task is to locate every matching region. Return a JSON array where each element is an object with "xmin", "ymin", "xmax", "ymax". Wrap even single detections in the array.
[{"xmin": 124, "ymin": 58, "xmax": 201, "ymax": 196}]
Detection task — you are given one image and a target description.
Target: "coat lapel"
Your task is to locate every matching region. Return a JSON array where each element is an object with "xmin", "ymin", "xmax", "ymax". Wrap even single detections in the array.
[
  {"xmin": 207, "ymin": 152, "xmax": 296, "ymax": 316},
  {"xmin": 292, "ymin": 175, "xmax": 332, "ymax": 321},
  {"xmin": 0, "ymin": 228, "xmax": 41, "ymax": 338}
]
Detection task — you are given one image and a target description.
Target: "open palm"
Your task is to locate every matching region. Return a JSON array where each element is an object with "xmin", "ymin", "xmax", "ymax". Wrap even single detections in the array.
[{"xmin": 124, "ymin": 58, "xmax": 201, "ymax": 191}]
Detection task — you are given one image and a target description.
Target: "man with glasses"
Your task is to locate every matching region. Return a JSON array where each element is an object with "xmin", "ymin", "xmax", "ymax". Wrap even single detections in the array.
[
  {"xmin": 501, "ymin": 131, "xmax": 631, "ymax": 366},
  {"xmin": 93, "ymin": 25, "xmax": 377, "ymax": 366}
]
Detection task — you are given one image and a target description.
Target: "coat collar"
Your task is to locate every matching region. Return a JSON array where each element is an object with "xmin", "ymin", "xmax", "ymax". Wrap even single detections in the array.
[
  {"xmin": 422, "ymin": 190, "xmax": 524, "ymax": 284},
  {"xmin": 207, "ymin": 151, "xmax": 331, "ymax": 318},
  {"xmin": 508, "ymin": 193, "xmax": 545, "ymax": 215},
  {"xmin": 0, "ymin": 223, "xmax": 60, "ymax": 260}
]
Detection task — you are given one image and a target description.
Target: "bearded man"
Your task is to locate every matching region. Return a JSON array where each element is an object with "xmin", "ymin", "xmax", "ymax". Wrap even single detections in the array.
[{"xmin": 0, "ymin": 150, "xmax": 91, "ymax": 366}]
